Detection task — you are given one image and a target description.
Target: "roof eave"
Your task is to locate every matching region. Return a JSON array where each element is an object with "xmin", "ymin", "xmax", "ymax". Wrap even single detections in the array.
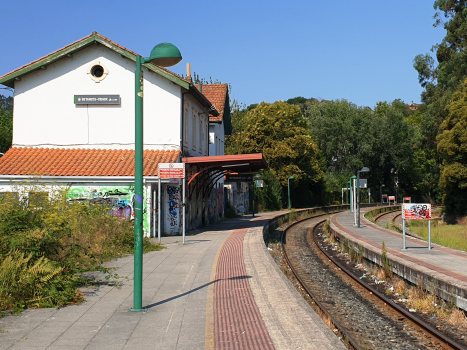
[
  {"xmin": 188, "ymin": 85, "xmax": 219, "ymax": 116},
  {"xmin": 0, "ymin": 33, "xmax": 190, "ymax": 90}
]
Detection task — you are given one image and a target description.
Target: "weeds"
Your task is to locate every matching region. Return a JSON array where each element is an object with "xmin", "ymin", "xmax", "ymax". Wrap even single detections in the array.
[
  {"xmin": 0, "ymin": 182, "xmax": 162, "ymax": 312},
  {"xmin": 381, "ymin": 241, "xmax": 392, "ymax": 278}
]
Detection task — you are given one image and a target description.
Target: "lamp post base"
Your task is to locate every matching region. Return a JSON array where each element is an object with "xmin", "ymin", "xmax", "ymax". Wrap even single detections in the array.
[{"xmin": 130, "ymin": 308, "xmax": 148, "ymax": 312}]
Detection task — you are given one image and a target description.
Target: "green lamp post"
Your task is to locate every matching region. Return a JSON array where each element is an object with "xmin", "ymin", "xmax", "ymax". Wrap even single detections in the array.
[
  {"xmin": 132, "ymin": 43, "xmax": 182, "ymax": 312},
  {"xmin": 288, "ymin": 176, "xmax": 294, "ymax": 210}
]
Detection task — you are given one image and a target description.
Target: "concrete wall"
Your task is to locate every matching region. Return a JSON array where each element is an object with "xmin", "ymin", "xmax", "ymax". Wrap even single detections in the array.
[
  {"xmin": 0, "ymin": 181, "xmax": 154, "ymax": 236},
  {"xmin": 209, "ymin": 122, "xmax": 225, "ymax": 156},
  {"xmin": 12, "ymin": 44, "xmax": 207, "ymax": 151},
  {"xmin": 330, "ymin": 213, "xmax": 467, "ymax": 312}
]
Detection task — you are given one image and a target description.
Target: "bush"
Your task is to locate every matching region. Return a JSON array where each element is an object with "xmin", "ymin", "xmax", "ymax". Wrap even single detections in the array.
[{"xmin": 0, "ymin": 182, "xmax": 162, "ymax": 311}]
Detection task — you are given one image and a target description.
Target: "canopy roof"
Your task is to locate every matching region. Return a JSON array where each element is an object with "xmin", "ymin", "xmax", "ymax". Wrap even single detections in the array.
[{"xmin": 182, "ymin": 154, "xmax": 267, "ymax": 174}]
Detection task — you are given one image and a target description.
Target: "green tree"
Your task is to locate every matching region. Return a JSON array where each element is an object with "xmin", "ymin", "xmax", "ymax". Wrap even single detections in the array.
[
  {"xmin": 226, "ymin": 101, "xmax": 324, "ymax": 209},
  {"xmin": 437, "ymin": 79, "xmax": 467, "ymax": 216},
  {"xmin": 0, "ymin": 94, "xmax": 13, "ymax": 153},
  {"xmin": 412, "ymin": 1, "xmax": 467, "ymax": 206},
  {"xmin": 306, "ymin": 99, "xmax": 418, "ymax": 202}
]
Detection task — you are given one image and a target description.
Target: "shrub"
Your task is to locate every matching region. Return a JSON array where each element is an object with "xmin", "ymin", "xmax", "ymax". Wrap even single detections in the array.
[{"xmin": 0, "ymin": 182, "xmax": 162, "ymax": 311}]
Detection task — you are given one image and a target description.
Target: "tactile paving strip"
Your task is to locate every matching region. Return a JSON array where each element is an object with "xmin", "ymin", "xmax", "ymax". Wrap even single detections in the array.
[{"xmin": 214, "ymin": 228, "xmax": 275, "ymax": 350}]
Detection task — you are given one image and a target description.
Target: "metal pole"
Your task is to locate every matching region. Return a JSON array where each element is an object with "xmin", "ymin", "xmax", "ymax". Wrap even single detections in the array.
[
  {"xmin": 288, "ymin": 178, "xmax": 291, "ymax": 210},
  {"xmin": 350, "ymin": 180, "xmax": 353, "ymax": 213},
  {"xmin": 428, "ymin": 219, "xmax": 431, "ymax": 250},
  {"xmin": 347, "ymin": 182, "xmax": 350, "ymax": 205},
  {"xmin": 403, "ymin": 219, "xmax": 406, "ymax": 249},
  {"xmin": 357, "ymin": 171, "xmax": 361, "ymax": 228},
  {"xmin": 158, "ymin": 177, "xmax": 161, "ymax": 243},
  {"xmin": 183, "ymin": 176, "xmax": 186, "ymax": 245},
  {"xmin": 132, "ymin": 55, "xmax": 145, "ymax": 312},
  {"xmin": 252, "ymin": 182, "xmax": 255, "ymax": 217},
  {"xmin": 152, "ymin": 187, "xmax": 156, "ymax": 238},
  {"xmin": 353, "ymin": 179, "xmax": 357, "ymax": 225}
]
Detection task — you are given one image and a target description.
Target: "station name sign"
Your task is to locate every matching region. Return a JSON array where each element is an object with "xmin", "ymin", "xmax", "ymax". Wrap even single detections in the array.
[
  {"xmin": 225, "ymin": 175, "xmax": 253, "ymax": 182},
  {"xmin": 74, "ymin": 95, "xmax": 121, "ymax": 105}
]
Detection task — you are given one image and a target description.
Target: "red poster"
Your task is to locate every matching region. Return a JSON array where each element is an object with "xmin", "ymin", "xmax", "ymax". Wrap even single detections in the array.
[{"xmin": 402, "ymin": 203, "xmax": 431, "ymax": 220}]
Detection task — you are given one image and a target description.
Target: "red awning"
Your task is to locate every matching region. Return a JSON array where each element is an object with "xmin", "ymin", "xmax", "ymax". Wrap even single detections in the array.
[{"xmin": 182, "ymin": 153, "xmax": 267, "ymax": 198}]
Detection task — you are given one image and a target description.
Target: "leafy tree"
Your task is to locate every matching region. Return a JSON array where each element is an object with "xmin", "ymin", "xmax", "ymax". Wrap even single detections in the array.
[
  {"xmin": 412, "ymin": 1, "xmax": 467, "ymax": 206},
  {"xmin": 226, "ymin": 101, "xmax": 324, "ymax": 209},
  {"xmin": 0, "ymin": 94, "xmax": 13, "ymax": 111},
  {"xmin": 306, "ymin": 99, "xmax": 418, "ymax": 202},
  {"xmin": 0, "ymin": 94, "xmax": 13, "ymax": 153},
  {"xmin": 437, "ymin": 79, "xmax": 467, "ymax": 216}
]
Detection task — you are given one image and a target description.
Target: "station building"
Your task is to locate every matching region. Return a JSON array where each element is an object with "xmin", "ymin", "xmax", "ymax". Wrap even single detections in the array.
[{"xmin": 0, "ymin": 32, "xmax": 266, "ymax": 236}]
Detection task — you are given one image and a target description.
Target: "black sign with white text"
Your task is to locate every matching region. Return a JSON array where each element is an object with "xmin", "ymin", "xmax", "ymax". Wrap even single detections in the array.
[
  {"xmin": 74, "ymin": 95, "xmax": 121, "ymax": 105},
  {"xmin": 225, "ymin": 175, "xmax": 254, "ymax": 182}
]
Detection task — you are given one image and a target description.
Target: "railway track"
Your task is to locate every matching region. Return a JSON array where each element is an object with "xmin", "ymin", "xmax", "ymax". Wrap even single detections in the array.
[{"xmin": 280, "ymin": 215, "xmax": 466, "ymax": 350}]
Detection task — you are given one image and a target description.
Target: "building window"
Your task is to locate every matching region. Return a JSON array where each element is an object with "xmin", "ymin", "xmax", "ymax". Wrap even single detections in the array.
[
  {"xmin": 184, "ymin": 102, "xmax": 189, "ymax": 147},
  {"xmin": 192, "ymin": 108, "xmax": 197, "ymax": 151},
  {"xmin": 205, "ymin": 121, "xmax": 208, "ymax": 156},
  {"xmin": 199, "ymin": 115, "xmax": 203, "ymax": 154},
  {"xmin": 87, "ymin": 61, "xmax": 108, "ymax": 83}
]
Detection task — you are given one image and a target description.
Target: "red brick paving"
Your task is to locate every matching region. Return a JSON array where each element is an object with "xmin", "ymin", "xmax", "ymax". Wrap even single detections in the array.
[{"xmin": 214, "ymin": 228, "xmax": 275, "ymax": 350}]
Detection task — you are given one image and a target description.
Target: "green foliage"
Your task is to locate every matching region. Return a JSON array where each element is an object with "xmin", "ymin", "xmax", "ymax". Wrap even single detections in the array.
[
  {"xmin": 437, "ymin": 79, "xmax": 467, "ymax": 215},
  {"xmin": 307, "ymin": 99, "xmax": 418, "ymax": 203},
  {"xmin": 254, "ymin": 170, "xmax": 283, "ymax": 211},
  {"xmin": 224, "ymin": 200, "xmax": 238, "ymax": 218},
  {"xmin": 226, "ymin": 101, "xmax": 324, "ymax": 209},
  {"xmin": 0, "ymin": 182, "xmax": 162, "ymax": 311},
  {"xmin": 0, "ymin": 111, "xmax": 12, "ymax": 154},
  {"xmin": 0, "ymin": 250, "xmax": 81, "ymax": 310},
  {"xmin": 381, "ymin": 241, "xmax": 393, "ymax": 278},
  {"xmin": 412, "ymin": 1, "xmax": 467, "ymax": 206}
]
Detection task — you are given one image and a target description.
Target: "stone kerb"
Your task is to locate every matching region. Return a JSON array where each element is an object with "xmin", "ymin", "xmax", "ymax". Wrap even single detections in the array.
[{"xmin": 330, "ymin": 214, "xmax": 467, "ymax": 312}]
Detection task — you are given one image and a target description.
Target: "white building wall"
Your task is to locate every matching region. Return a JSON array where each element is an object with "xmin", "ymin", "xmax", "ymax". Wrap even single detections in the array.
[
  {"xmin": 12, "ymin": 45, "xmax": 182, "ymax": 150},
  {"xmin": 183, "ymin": 95, "xmax": 209, "ymax": 157},
  {"xmin": 209, "ymin": 122, "xmax": 225, "ymax": 156}
]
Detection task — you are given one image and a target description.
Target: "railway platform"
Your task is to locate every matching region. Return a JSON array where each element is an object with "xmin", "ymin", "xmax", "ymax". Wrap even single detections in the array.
[
  {"xmin": 331, "ymin": 208, "xmax": 467, "ymax": 312},
  {"xmin": 0, "ymin": 212, "xmax": 345, "ymax": 350}
]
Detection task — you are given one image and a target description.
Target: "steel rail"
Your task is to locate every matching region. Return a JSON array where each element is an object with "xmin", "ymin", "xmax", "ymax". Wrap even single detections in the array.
[
  {"xmin": 317, "ymin": 220, "xmax": 466, "ymax": 350},
  {"xmin": 280, "ymin": 213, "xmax": 362, "ymax": 350}
]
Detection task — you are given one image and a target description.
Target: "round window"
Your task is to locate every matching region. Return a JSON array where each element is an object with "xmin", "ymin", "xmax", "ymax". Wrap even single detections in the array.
[
  {"xmin": 91, "ymin": 65, "xmax": 104, "ymax": 78},
  {"xmin": 87, "ymin": 61, "xmax": 108, "ymax": 82}
]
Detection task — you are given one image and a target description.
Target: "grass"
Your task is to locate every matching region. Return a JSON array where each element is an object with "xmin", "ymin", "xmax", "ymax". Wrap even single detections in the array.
[{"xmin": 407, "ymin": 219, "xmax": 467, "ymax": 252}]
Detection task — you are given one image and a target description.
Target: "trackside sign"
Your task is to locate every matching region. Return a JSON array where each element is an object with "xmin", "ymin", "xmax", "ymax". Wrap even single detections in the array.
[{"xmin": 402, "ymin": 203, "xmax": 432, "ymax": 220}]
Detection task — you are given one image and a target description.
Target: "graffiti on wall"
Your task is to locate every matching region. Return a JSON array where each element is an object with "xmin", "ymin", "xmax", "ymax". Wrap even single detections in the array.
[
  {"xmin": 166, "ymin": 185, "xmax": 181, "ymax": 235},
  {"xmin": 68, "ymin": 187, "xmax": 135, "ymax": 220}
]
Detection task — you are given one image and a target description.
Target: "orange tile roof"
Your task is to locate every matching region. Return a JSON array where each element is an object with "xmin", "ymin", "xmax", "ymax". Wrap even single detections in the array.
[
  {"xmin": 201, "ymin": 84, "xmax": 228, "ymax": 122},
  {"xmin": 0, "ymin": 148, "xmax": 180, "ymax": 176}
]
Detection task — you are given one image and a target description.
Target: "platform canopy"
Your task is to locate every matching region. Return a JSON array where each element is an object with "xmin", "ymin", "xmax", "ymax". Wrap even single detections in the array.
[{"xmin": 182, "ymin": 153, "xmax": 267, "ymax": 199}]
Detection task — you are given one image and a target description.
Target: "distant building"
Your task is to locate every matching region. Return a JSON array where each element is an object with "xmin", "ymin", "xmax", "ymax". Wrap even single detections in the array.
[{"xmin": 407, "ymin": 102, "xmax": 422, "ymax": 111}]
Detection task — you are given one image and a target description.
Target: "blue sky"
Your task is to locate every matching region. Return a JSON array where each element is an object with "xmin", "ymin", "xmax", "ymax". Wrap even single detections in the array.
[{"xmin": 0, "ymin": 0, "xmax": 445, "ymax": 109}]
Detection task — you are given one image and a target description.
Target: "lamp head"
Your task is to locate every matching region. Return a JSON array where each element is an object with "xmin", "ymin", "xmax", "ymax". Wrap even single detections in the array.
[
  {"xmin": 288, "ymin": 176, "xmax": 294, "ymax": 180},
  {"xmin": 148, "ymin": 43, "xmax": 182, "ymax": 67},
  {"xmin": 360, "ymin": 167, "xmax": 370, "ymax": 173},
  {"xmin": 381, "ymin": 184, "xmax": 385, "ymax": 187}
]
